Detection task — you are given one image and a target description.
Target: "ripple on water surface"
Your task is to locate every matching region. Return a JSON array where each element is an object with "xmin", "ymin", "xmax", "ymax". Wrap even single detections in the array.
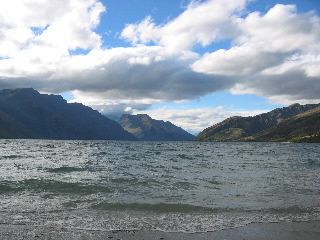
[{"xmin": 0, "ymin": 140, "xmax": 320, "ymax": 232}]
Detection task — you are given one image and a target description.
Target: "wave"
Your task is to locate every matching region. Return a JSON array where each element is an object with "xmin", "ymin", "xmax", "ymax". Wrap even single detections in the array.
[
  {"xmin": 90, "ymin": 202, "xmax": 221, "ymax": 213},
  {"xmin": 0, "ymin": 179, "xmax": 113, "ymax": 195},
  {"xmin": 2, "ymin": 155, "xmax": 22, "ymax": 159},
  {"xmin": 90, "ymin": 202, "xmax": 318, "ymax": 215},
  {"xmin": 46, "ymin": 166, "xmax": 87, "ymax": 173}
]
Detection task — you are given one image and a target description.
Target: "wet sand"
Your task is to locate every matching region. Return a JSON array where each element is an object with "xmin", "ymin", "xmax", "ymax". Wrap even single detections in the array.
[{"xmin": 1, "ymin": 221, "xmax": 319, "ymax": 240}]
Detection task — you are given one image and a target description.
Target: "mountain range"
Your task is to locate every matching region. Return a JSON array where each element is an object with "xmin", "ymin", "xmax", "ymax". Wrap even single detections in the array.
[
  {"xmin": 194, "ymin": 103, "xmax": 320, "ymax": 143},
  {"xmin": 118, "ymin": 114, "xmax": 194, "ymax": 141},
  {"xmin": 0, "ymin": 88, "xmax": 193, "ymax": 141},
  {"xmin": 1, "ymin": 88, "xmax": 319, "ymax": 142},
  {"xmin": 0, "ymin": 88, "xmax": 136, "ymax": 140}
]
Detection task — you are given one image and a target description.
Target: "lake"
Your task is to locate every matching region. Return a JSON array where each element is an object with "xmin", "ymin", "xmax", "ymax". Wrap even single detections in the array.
[{"xmin": 0, "ymin": 140, "xmax": 319, "ymax": 233}]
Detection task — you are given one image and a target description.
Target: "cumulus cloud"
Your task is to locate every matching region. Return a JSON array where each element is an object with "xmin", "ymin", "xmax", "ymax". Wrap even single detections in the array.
[
  {"xmin": 0, "ymin": 0, "xmax": 105, "ymax": 59},
  {"xmin": 119, "ymin": 1, "xmax": 320, "ymax": 106},
  {"xmin": 192, "ymin": 4, "xmax": 320, "ymax": 104},
  {"xmin": 120, "ymin": 0, "xmax": 247, "ymax": 53}
]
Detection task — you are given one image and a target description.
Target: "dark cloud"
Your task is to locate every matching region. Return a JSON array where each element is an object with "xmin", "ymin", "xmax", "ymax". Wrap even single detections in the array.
[
  {"xmin": 0, "ymin": 47, "xmax": 235, "ymax": 103},
  {"xmin": 245, "ymin": 70, "xmax": 320, "ymax": 102}
]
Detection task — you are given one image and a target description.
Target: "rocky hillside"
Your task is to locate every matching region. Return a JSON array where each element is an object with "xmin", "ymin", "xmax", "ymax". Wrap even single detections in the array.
[
  {"xmin": 246, "ymin": 106, "xmax": 320, "ymax": 143},
  {"xmin": 0, "ymin": 111, "xmax": 39, "ymax": 139},
  {"xmin": 118, "ymin": 114, "xmax": 194, "ymax": 141},
  {"xmin": 194, "ymin": 103, "xmax": 320, "ymax": 142},
  {"xmin": 0, "ymin": 88, "xmax": 136, "ymax": 140}
]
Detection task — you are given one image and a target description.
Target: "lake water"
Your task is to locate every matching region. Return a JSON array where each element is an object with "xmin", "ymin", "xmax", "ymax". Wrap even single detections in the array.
[{"xmin": 0, "ymin": 140, "xmax": 319, "ymax": 233}]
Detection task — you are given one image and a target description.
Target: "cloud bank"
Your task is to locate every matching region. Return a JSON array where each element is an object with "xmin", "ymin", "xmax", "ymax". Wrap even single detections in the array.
[
  {"xmin": 0, "ymin": 0, "xmax": 319, "ymax": 132},
  {"xmin": 138, "ymin": 106, "xmax": 268, "ymax": 134}
]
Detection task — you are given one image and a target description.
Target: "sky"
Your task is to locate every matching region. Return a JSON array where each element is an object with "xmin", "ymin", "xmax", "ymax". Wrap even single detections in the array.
[{"xmin": 0, "ymin": 0, "xmax": 319, "ymax": 134}]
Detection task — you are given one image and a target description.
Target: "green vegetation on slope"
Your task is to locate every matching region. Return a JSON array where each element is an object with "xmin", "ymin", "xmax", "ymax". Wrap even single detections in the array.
[
  {"xmin": 247, "ymin": 106, "xmax": 320, "ymax": 142},
  {"xmin": 194, "ymin": 103, "xmax": 320, "ymax": 143}
]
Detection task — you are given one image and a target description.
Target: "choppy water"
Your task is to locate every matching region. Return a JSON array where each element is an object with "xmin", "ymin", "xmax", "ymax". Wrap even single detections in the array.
[{"xmin": 1, "ymin": 139, "xmax": 320, "ymax": 233}]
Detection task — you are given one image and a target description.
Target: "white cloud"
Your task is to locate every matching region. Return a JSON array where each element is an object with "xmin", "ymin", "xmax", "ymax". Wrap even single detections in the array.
[
  {"xmin": 192, "ymin": 46, "xmax": 286, "ymax": 76},
  {"xmin": 267, "ymin": 95, "xmax": 320, "ymax": 106},
  {"xmin": 261, "ymin": 53, "xmax": 320, "ymax": 78},
  {"xmin": 69, "ymin": 89, "xmax": 161, "ymax": 116},
  {"xmin": 193, "ymin": 4, "xmax": 320, "ymax": 73},
  {"xmin": 0, "ymin": 0, "xmax": 105, "ymax": 59},
  {"xmin": 136, "ymin": 106, "xmax": 268, "ymax": 134},
  {"xmin": 120, "ymin": 0, "xmax": 247, "ymax": 53},
  {"xmin": 128, "ymin": 56, "xmax": 151, "ymax": 65},
  {"xmin": 236, "ymin": 4, "xmax": 320, "ymax": 53},
  {"xmin": 121, "ymin": 16, "xmax": 157, "ymax": 45}
]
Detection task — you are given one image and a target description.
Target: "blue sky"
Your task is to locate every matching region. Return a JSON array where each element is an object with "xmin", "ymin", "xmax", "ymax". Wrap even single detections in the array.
[{"xmin": 0, "ymin": 0, "xmax": 319, "ymax": 134}]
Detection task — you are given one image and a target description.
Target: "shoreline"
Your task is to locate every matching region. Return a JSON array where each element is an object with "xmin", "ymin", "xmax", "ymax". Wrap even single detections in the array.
[{"xmin": 1, "ymin": 221, "xmax": 319, "ymax": 240}]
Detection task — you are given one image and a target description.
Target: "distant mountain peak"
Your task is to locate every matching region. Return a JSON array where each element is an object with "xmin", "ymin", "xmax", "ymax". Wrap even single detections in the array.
[
  {"xmin": 118, "ymin": 114, "xmax": 194, "ymax": 141},
  {"xmin": 288, "ymin": 103, "xmax": 300, "ymax": 107},
  {"xmin": 0, "ymin": 87, "xmax": 38, "ymax": 96},
  {"xmin": 136, "ymin": 114, "xmax": 149, "ymax": 117}
]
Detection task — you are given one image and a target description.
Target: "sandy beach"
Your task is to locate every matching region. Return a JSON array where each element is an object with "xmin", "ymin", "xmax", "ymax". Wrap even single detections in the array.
[{"xmin": 1, "ymin": 221, "xmax": 319, "ymax": 240}]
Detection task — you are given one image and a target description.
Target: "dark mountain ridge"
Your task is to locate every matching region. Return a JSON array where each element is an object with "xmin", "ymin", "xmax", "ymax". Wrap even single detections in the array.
[
  {"xmin": 118, "ymin": 114, "xmax": 194, "ymax": 141},
  {"xmin": 194, "ymin": 103, "xmax": 320, "ymax": 142},
  {"xmin": 0, "ymin": 88, "xmax": 136, "ymax": 140}
]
